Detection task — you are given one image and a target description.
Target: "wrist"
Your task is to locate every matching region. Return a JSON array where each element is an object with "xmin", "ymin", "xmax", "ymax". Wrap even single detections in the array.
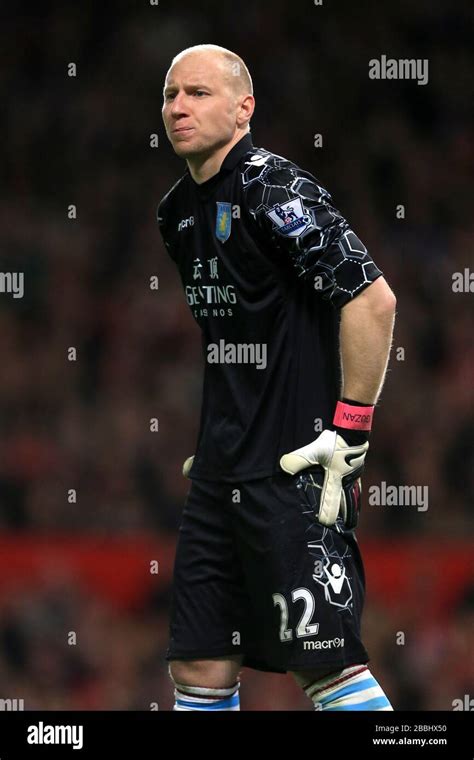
[{"xmin": 332, "ymin": 397, "xmax": 374, "ymax": 446}]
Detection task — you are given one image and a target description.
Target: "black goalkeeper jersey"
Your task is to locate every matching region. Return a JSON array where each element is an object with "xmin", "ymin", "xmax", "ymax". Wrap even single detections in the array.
[{"xmin": 157, "ymin": 133, "xmax": 382, "ymax": 482}]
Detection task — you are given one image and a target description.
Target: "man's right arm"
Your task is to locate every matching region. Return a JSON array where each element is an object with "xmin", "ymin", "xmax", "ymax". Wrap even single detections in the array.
[{"xmin": 157, "ymin": 194, "xmax": 195, "ymax": 478}]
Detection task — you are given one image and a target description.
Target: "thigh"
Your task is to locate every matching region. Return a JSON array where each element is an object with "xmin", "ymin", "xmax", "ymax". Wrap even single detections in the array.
[
  {"xmin": 231, "ymin": 468, "xmax": 369, "ymax": 674},
  {"xmin": 166, "ymin": 478, "xmax": 251, "ymax": 664},
  {"xmin": 169, "ymin": 656, "xmax": 243, "ymax": 688}
]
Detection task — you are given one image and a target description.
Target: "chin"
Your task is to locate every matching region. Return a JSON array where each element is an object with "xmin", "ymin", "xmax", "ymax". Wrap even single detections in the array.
[
  {"xmin": 172, "ymin": 142, "xmax": 200, "ymax": 158},
  {"xmin": 172, "ymin": 136, "xmax": 218, "ymax": 160}
]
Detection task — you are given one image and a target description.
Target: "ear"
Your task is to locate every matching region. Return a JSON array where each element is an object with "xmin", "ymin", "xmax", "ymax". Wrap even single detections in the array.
[{"xmin": 237, "ymin": 94, "xmax": 255, "ymax": 128}]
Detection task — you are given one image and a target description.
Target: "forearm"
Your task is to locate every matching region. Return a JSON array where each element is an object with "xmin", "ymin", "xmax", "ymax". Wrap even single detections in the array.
[{"xmin": 339, "ymin": 277, "xmax": 396, "ymax": 405}]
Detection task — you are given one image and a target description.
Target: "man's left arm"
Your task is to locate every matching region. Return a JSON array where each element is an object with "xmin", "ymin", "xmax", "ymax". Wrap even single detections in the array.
[
  {"xmin": 280, "ymin": 277, "xmax": 396, "ymax": 529},
  {"xmin": 244, "ymin": 159, "xmax": 397, "ymax": 526},
  {"xmin": 339, "ymin": 275, "xmax": 396, "ymax": 404}
]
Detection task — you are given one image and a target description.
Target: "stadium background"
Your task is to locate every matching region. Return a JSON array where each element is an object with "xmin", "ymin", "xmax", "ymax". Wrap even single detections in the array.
[{"xmin": 0, "ymin": 0, "xmax": 472, "ymax": 710}]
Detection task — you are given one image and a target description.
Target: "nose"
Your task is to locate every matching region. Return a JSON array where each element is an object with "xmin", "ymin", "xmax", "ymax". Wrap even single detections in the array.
[{"xmin": 169, "ymin": 91, "xmax": 189, "ymax": 119}]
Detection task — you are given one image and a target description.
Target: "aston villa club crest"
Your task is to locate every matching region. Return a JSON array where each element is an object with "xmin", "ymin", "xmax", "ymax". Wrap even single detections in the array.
[
  {"xmin": 266, "ymin": 198, "xmax": 312, "ymax": 237},
  {"xmin": 215, "ymin": 202, "xmax": 232, "ymax": 243}
]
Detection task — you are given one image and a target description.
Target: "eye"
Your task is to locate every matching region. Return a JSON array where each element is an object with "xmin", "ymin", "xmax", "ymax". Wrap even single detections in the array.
[
  {"xmin": 164, "ymin": 92, "xmax": 176, "ymax": 101},
  {"xmin": 194, "ymin": 90, "xmax": 208, "ymax": 97}
]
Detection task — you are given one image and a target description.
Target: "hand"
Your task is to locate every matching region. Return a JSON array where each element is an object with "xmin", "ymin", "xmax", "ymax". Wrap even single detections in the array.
[
  {"xmin": 182, "ymin": 455, "xmax": 195, "ymax": 478},
  {"xmin": 279, "ymin": 429, "xmax": 368, "ymax": 528}
]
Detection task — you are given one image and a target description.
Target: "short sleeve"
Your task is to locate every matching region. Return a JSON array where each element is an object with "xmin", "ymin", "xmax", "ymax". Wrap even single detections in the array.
[{"xmin": 244, "ymin": 160, "xmax": 383, "ymax": 308}]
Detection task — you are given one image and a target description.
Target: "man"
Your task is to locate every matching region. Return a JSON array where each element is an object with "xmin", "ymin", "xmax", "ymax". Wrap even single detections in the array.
[{"xmin": 157, "ymin": 44, "xmax": 396, "ymax": 711}]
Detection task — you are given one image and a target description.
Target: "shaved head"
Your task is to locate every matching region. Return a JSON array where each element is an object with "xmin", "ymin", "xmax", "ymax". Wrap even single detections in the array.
[
  {"xmin": 162, "ymin": 44, "xmax": 255, "ymax": 182},
  {"xmin": 169, "ymin": 44, "xmax": 253, "ymax": 99}
]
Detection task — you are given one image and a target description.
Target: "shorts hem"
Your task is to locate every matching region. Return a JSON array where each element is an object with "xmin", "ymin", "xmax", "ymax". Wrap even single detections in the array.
[
  {"xmin": 286, "ymin": 656, "xmax": 370, "ymax": 673},
  {"xmin": 242, "ymin": 651, "xmax": 370, "ymax": 675},
  {"xmin": 166, "ymin": 649, "xmax": 243, "ymax": 662},
  {"xmin": 166, "ymin": 649, "xmax": 369, "ymax": 675}
]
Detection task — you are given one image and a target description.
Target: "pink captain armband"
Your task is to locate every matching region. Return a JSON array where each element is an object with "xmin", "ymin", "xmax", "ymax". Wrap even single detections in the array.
[{"xmin": 333, "ymin": 400, "xmax": 374, "ymax": 431}]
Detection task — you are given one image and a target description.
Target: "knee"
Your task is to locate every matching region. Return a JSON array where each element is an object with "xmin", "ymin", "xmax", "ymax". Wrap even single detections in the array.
[
  {"xmin": 292, "ymin": 665, "xmax": 340, "ymax": 686},
  {"xmin": 168, "ymin": 657, "xmax": 242, "ymax": 689}
]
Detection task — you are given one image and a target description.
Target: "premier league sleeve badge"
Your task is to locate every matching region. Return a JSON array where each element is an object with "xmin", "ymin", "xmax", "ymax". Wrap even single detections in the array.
[{"xmin": 266, "ymin": 198, "xmax": 312, "ymax": 237}]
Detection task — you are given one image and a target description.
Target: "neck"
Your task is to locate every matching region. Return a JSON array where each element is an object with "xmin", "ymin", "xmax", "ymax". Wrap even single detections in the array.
[{"xmin": 187, "ymin": 131, "xmax": 248, "ymax": 184}]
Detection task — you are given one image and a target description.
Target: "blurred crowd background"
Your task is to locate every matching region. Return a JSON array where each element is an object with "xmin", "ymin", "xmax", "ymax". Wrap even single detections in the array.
[{"xmin": 0, "ymin": 0, "xmax": 472, "ymax": 710}]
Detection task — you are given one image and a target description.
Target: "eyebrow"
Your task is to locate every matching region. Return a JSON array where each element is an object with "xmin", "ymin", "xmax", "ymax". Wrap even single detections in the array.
[{"xmin": 163, "ymin": 82, "xmax": 212, "ymax": 94}]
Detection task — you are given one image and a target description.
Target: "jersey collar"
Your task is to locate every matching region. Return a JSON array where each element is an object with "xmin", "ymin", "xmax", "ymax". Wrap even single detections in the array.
[
  {"xmin": 186, "ymin": 132, "xmax": 253, "ymax": 198},
  {"xmin": 220, "ymin": 132, "xmax": 254, "ymax": 171}
]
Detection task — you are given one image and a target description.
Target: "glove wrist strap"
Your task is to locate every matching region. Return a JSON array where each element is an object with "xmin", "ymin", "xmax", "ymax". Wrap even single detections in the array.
[{"xmin": 333, "ymin": 400, "xmax": 374, "ymax": 432}]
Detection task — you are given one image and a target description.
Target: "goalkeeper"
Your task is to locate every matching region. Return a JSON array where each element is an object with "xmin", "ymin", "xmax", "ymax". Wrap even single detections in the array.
[{"xmin": 157, "ymin": 44, "xmax": 397, "ymax": 711}]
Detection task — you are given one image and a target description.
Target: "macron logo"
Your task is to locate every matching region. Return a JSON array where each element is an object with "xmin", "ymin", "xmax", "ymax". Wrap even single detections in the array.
[
  {"xmin": 27, "ymin": 721, "xmax": 83, "ymax": 750},
  {"xmin": 178, "ymin": 215, "xmax": 194, "ymax": 232}
]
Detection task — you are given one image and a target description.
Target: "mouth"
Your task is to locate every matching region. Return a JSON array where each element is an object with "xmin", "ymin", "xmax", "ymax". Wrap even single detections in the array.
[{"xmin": 172, "ymin": 126, "xmax": 194, "ymax": 135}]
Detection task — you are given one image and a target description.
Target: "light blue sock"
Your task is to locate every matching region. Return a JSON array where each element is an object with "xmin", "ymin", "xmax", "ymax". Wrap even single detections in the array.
[{"xmin": 303, "ymin": 665, "xmax": 393, "ymax": 711}]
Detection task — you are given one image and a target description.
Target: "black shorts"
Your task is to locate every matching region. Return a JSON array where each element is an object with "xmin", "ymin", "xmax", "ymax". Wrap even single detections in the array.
[{"xmin": 166, "ymin": 467, "xmax": 369, "ymax": 674}]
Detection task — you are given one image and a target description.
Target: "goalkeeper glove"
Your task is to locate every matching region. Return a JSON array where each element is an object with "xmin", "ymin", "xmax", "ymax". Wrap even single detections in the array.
[
  {"xmin": 182, "ymin": 455, "xmax": 194, "ymax": 478},
  {"xmin": 279, "ymin": 399, "xmax": 374, "ymax": 529}
]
